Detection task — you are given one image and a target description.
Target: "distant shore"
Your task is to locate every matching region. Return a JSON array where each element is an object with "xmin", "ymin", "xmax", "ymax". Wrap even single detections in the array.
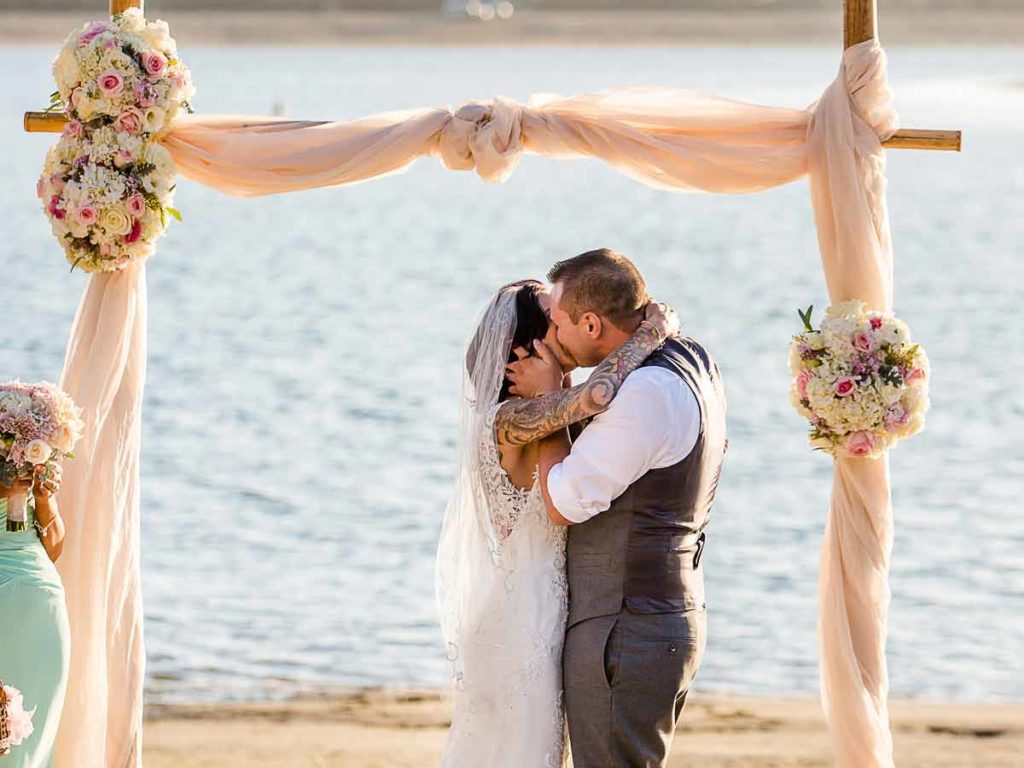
[
  {"xmin": 1, "ymin": 9, "xmax": 1022, "ymax": 46},
  {"xmin": 141, "ymin": 688, "xmax": 1024, "ymax": 767}
]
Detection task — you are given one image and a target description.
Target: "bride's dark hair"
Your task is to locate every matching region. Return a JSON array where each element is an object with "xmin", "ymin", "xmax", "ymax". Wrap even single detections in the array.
[
  {"xmin": 465, "ymin": 279, "xmax": 550, "ymax": 406},
  {"xmin": 498, "ymin": 279, "xmax": 550, "ymax": 402}
]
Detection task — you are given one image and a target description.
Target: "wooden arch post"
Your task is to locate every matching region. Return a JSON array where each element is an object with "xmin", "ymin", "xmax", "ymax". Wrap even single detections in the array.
[{"xmin": 846, "ymin": 0, "xmax": 960, "ymax": 150}]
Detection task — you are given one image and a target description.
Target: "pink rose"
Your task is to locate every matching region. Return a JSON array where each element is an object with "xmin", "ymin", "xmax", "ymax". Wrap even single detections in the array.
[
  {"xmin": 97, "ymin": 70, "xmax": 124, "ymax": 95},
  {"xmin": 79, "ymin": 22, "xmax": 108, "ymax": 46},
  {"xmin": 50, "ymin": 174, "xmax": 66, "ymax": 194},
  {"xmin": 845, "ymin": 431, "xmax": 876, "ymax": 458},
  {"xmin": 796, "ymin": 369, "xmax": 813, "ymax": 400},
  {"xmin": 36, "ymin": 177, "xmax": 46, "ymax": 199},
  {"xmin": 63, "ymin": 119, "xmax": 85, "ymax": 140},
  {"xmin": 141, "ymin": 51, "xmax": 167, "ymax": 78},
  {"xmin": 114, "ymin": 108, "xmax": 144, "ymax": 134},
  {"xmin": 47, "ymin": 195, "xmax": 66, "ymax": 220},
  {"xmin": 74, "ymin": 205, "xmax": 98, "ymax": 226},
  {"xmin": 833, "ymin": 376, "xmax": 857, "ymax": 397},
  {"xmin": 852, "ymin": 330, "xmax": 875, "ymax": 353},
  {"xmin": 124, "ymin": 218, "xmax": 143, "ymax": 244},
  {"xmin": 126, "ymin": 194, "xmax": 146, "ymax": 217},
  {"xmin": 906, "ymin": 368, "xmax": 926, "ymax": 384},
  {"xmin": 870, "ymin": 316, "xmax": 883, "ymax": 330}
]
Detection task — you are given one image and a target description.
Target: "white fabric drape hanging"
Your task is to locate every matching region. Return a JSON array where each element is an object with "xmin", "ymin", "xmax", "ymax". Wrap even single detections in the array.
[{"xmin": 53, "ymin": 39, "xmax": 898, "ymax": 768}]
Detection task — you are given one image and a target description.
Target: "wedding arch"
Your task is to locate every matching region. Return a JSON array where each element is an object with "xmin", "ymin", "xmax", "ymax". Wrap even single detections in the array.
[{"xmin": 23, "ymin": 2, "xmax": 960, "ymax": 767}]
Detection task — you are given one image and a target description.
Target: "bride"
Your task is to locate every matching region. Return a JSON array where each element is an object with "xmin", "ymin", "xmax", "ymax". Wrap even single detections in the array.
[{"xmin": 436, "ymin": 278, "xmax": 677, "ymax": 767}]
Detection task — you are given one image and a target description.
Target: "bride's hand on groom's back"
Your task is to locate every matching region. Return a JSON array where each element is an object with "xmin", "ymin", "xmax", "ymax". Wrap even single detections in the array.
[{"xmin": 506, "ymin": 341, "xmax": 563, "ymax": 399}]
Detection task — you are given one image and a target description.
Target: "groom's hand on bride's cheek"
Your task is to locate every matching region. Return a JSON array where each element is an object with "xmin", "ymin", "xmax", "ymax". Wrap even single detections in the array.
[{"xmin": 507, "ymin": 342, "xmax": 563, "ymax": 398}]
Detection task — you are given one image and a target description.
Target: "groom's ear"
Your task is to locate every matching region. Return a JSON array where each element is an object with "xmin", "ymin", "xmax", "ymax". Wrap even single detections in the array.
[{"xmin": 581, "ymin": 311, "xmax": 602, "ymax": 339}]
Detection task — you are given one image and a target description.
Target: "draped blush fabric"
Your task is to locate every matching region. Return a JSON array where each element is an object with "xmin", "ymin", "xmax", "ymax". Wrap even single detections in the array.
[
  {"xmin": 55, "ymin": 264, "xmax": 147, "ymax": 768},
  {"xmin": 55, "ymin": 39, "xmax": 898, "ymax": 768},
  {"xmin": 162, "ymin": 90, "xmax": 810, "ymax": 196},
  {"xmin": 807, "ymin": 42, "xmax": 898, "ymax": 768}
]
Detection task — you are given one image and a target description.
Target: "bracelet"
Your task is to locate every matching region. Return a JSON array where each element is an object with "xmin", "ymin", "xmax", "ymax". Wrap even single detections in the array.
[
  {"xmin": 639, "ymin": 319, "xmax": 664, "ymax": 345},
  {"xmin": 33, "ymin": 516, "xmax": 59, "ymax": 538}
]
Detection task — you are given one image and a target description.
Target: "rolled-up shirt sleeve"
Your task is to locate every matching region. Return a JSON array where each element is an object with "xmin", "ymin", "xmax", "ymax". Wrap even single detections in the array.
[{"xmin": 547, "ymin": 368, "xmax": 698, "ymax": 524}]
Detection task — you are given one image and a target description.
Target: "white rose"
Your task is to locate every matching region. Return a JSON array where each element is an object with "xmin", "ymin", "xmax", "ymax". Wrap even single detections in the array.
[
  {"xmin": 54, "ymin": 52, "xmax": 82, "ymax": 92},
  {"xmin": 100, "ymin": 206, "xmax": 133, "ymax": 237},
  {"xmin": 50, "ymin": 423, "xmax": 77, "ymax": 453},
  {"xmin": 143, "ymin": 20, "xmax": 176, "ymax": 54},
  {"xmin": 118, "ymin": 8, "xmax": 146, "ymax": 33},
  {"xmin": 73, "ymin": 91, "xmax": 97, "ymax": 120},
  {"xmin": 143, "ymin": 106, "xmax": 167, "ymax": 134},
  {"xmin": 24, "ymin": 439, "xmax": 54, "ymax": 465}
]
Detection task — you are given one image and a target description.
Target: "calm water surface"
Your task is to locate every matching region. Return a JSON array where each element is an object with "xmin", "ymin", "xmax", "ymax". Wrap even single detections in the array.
[{"xmin": 1, "ymin": 45, "xmax": 1022, "ymax": 702}]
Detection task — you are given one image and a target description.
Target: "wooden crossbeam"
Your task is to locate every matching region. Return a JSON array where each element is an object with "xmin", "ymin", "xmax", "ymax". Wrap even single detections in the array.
[
  {"xmin": 22, "ymin": 0, "xmax": 961, "ymax": 152},
  {"xmin": 847, "ymin": 0, "xmax": 961, "ymax": 151}
]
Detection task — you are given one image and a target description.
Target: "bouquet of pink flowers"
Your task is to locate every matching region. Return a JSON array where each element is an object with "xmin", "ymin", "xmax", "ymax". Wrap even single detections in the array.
[
  {"xmin": 789, "ymin": 301, "xmax": 930, "ymax": 459},
  {"xmin": 0, "ymin": 382, "xmax": 84, "ymax": 532},
  {"xmin": 0, "ymin": 683, "xmax": 35, "ymax": 756},
  {"xmin": 38, "ymin": 8, "xmax": 193, "ymax": 272}
]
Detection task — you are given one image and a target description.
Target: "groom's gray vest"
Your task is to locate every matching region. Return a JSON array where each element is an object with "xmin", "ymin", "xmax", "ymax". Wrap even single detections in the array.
[{"xmin": 566, "ymin": 336, "xmax": 727, "ymax": 628}]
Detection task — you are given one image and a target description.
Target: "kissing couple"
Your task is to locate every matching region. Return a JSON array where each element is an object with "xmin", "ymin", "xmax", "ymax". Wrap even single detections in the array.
[{"xmin": 436, "ymin": 248, "xmax": 728, "ymax": 767}]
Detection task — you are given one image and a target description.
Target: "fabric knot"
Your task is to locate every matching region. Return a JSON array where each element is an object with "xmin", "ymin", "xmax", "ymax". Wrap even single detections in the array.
[
  {"xmin": 842, "ymin": 40, "xmax": 899, "ymax": 142},
  {"xmin": 438, "ymin": 98, "xmax": 525, "ymax": 183}
]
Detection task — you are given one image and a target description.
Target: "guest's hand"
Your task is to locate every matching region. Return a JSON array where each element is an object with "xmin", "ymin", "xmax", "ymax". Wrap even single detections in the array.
[
  {"xmin": 1, "ymin": 477, "xmax": 33, "ymax": 500},
  {"xmin": 507, "ymin": 340, "xmax": 564, "ymax": 398},
  {"xmin": 644, "ymin": 300, "xmax": 681, "ymax": 341},
  {"xmin": 32, "ymin": 464, "xmax": 62, "ymax": 500}
]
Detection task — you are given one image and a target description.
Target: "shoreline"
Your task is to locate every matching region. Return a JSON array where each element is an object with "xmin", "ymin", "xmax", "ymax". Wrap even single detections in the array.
[
  {"xmin": 1, "ymin": 10, "xmax": 1023, "ymax": 47},
  {"xmin": 141, "ymin": 687, "xmax": 1024, "ymax": 767}
]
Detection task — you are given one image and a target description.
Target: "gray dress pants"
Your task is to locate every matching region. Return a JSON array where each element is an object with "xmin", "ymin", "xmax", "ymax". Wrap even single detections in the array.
[{"xmin": 564, "ymin": 608, "xmax": 707, "ymax": 768}]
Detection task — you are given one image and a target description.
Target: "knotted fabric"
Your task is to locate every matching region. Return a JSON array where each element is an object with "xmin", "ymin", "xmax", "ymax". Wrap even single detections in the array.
[{"xmin": 436, "ymin": 98, "xmax": 526, "ymax": 182}]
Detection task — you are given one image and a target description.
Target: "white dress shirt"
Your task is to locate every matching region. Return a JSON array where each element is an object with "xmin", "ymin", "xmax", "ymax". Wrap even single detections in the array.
[{"xmin": 547, "ymin": 367, "xmax": 701, "ymax": 524}]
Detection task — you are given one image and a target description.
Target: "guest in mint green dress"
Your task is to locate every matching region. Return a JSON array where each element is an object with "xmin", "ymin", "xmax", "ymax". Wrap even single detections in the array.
[{"xmin": 0, "ymin": 467, "xmax": 69, "ymax": 768}]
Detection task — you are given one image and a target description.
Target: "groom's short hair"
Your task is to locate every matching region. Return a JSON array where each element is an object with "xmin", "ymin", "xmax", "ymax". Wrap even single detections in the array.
[{"xmin": 548, "ymin": 249, "xmax": 647, "ymax": 330}]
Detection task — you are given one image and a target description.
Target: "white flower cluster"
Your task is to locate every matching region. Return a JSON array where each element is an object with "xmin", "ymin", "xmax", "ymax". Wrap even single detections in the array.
[
  {"xmin": 789, "ymin": 300, "xmax": 930, "ymax": 460},
  {"xmin": 39, "ymin": 9, "xmax": 193, "ymax": 273}
]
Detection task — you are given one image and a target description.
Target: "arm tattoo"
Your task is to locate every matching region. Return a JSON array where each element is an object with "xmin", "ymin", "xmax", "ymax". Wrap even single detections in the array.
[{"xmin": 494, "ymin": 321, "xmax": 664, "ymax": 447}]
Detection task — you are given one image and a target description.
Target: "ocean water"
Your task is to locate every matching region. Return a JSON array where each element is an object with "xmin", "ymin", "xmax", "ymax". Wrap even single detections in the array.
[{"xmin": 1, "ymin": 45, "xmax": 1022, "ymax": 703}]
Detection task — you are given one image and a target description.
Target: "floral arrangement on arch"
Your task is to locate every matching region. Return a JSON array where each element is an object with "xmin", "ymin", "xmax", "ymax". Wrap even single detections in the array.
[
  {"xmin": 789, "ymin": 300, "xmax": 930, "ymax": 460},
  {"xmin": 37, "ymin": 9, "xmax": 194, "ymax": 273},
  {"xmin": 0, "ymin": 381, "xmax": 84, "ymax": 532}
]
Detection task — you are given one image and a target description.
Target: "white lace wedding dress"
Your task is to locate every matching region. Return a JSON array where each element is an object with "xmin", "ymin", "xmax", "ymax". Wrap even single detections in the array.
[{"xmin": 438, "ymin": 404, "xmax": 569, "ymax": 768}]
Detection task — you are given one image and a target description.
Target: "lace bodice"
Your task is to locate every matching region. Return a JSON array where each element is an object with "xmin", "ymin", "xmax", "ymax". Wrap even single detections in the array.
[{"xmin": 479, "ymin": 404, "xmax": 546, "ymax": 542}]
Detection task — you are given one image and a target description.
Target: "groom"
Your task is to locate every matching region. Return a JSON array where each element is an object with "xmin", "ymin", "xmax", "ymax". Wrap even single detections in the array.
[{"xmin": 513, "ymin": 248, "xmax": 728, "ymax": 767}]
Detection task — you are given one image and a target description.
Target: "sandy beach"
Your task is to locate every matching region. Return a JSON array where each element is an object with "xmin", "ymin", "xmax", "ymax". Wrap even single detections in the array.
[
  {"xmin": 0, "ymin": 8, "xmax": 1022, "ymax": 46},
  {"xmin": 140, "ymin": 688, "xmax": 1024, "ymax": 767}
]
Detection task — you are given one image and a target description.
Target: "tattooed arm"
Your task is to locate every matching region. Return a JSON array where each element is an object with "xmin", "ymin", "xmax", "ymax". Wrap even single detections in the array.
[{"xmin": 494, "ymin": 316, "xmax": 672, "ymax": 448}]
